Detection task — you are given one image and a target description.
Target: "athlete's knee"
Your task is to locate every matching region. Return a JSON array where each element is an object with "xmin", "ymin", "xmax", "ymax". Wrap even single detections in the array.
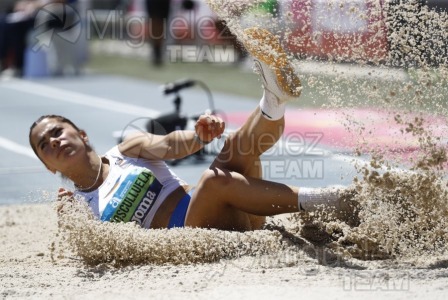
[{"xmin": 198, "ymin": 169, "xmax": 233, "ymax": 191}]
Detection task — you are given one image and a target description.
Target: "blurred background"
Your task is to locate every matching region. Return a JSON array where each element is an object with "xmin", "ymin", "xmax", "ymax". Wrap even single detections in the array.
[{"xmin": 1, "ymin": 0, "xmax": 447, "ymax": 99}]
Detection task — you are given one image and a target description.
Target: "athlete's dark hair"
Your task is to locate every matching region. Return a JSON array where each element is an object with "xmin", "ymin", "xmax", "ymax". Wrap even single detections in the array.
[{"xmin": 29, "ymin": 115, "xmax": 82, "ymax": 161}]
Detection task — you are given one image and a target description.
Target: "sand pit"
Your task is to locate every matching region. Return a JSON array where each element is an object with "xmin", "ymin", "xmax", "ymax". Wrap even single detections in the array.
[
  {"xmin": 2, "ymin": 1, "xmax": 448, "ymax": 299},
  {"xmin": 1, "ymin": 202, "xmax": 448, "ymax": 299}
]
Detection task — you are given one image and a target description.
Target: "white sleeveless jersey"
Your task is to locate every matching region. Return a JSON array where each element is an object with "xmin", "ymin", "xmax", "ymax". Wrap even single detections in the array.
[{"xmin": 74, "ymin": 146, "xmax": 186, "ymax": 228}]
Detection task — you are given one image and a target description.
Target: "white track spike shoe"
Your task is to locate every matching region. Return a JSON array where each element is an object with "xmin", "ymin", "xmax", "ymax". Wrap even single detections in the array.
[{"xmin": 243, "ymin": 27, "xmax": 302, "ymax": 103}]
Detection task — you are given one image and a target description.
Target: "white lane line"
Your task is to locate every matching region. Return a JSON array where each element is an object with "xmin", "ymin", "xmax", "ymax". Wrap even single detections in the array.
[
  {"xmin": 2, "ymin": 79, "xmax": 161, "ymax": 118},
  {"xmin": 0, "ymin": 166, "xmax": 46, "ymax": 174},
  {"xmin": 0, "ymin": 136, "xmax": 37, "ymax": 160}
]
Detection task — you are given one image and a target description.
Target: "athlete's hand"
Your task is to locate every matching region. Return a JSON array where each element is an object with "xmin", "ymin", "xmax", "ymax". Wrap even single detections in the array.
[
  {"xmin": 57, "ymin": 188, "xmax": 73, "ymax": 200},
  {"xmin": 194, "ymin": 114, "xmax": 225, "ymax": 143},
  {"xmin": 56, "ymin": 188, "xmax": 73, "ymax": 216}
]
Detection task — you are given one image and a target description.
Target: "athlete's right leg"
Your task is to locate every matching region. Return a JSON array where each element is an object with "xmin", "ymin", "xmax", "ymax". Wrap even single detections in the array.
[
  {"xmin": 185, "ymin": 170, "xmax": 358, "ymax": 230},
  {"xmin": 185, "ymin": 168, "xmax": 299, "ymax": 231}
]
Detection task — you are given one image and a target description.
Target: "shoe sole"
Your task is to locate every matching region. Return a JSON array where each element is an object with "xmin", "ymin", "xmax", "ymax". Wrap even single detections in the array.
[{"xmin": 243, "ymin": 27, "xmax": 302, "ymax": 98}]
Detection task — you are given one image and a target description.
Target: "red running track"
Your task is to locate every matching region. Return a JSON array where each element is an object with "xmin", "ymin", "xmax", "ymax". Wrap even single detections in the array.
[{"xmin": 225, "ymin": 108, "xmax": 447, "ymax": 160}]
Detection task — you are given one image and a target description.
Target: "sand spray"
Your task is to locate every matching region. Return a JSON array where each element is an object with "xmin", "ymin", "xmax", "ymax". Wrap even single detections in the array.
[{"xmin": 52, "ymin": 0, "xmax": 447, "ymax": 267}]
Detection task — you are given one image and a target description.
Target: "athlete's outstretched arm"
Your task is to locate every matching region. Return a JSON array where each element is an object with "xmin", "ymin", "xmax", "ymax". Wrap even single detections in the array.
[{"xmin": 119, "ymin": 114, "xmax": 225, "ymax": 160}]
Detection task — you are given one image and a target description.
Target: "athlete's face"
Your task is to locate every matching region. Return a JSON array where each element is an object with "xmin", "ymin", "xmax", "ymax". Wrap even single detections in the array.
[{"xmin": 30, "ymin": 118, "xmax": 89, "ymax": 174}]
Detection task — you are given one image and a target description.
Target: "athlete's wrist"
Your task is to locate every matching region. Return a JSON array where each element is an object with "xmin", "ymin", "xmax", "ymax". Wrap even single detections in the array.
[{"xmin": 193, "ymin": 133, "xmax": 212, "ymax": 145}]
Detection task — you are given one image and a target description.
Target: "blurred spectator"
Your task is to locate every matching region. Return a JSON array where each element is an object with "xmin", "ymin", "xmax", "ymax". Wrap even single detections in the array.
[
  {"xmin": 168, "ymin": 0, "xmax": 247, "ymax": 64},
  {"xmin": 0, "ymin": 0, "xmax": 85, "ymax": 77},
  {"xmin": 44, "ymin": 0, "xmax": 85, "ymax": 76},
  {"xmin": 145, "ymin": 0, "xmax": 171, "ymax": 66},
  {"xmin": 0, "ymin": 0, "xmax": 41, "ymax": 76}
]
